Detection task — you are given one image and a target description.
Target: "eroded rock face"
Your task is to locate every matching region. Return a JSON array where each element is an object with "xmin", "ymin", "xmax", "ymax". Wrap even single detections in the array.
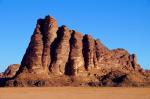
[
  {"xmin": 41, "ymin": 16, "xmax": 58, "ymax": 72},
  {"xmin": 17, "ymin": 15, "xmax": 144, "ymax": 76},
  {"xmin": 2, "ymin": 15, "xmax": 149, "ymax": 87},
  {"xmin": 19, "ymin": 16, "xmax": 58, "ymax": 74},
  {"xmin": 50, "ymin": 26, "xmax": 71, "ymax": 75},
  {"xmin": 0, "ymin": 73, "xmax": 3, "ymax": 78},
  {"xmin": 110, "ymin": 49, "xmax": 141, "ymax": 72},
  {"xmin": 66, "ymin": 31, "xmax": 85, "ymax": 75},
  {"xmin": 83, "ymin": 35, "xmax": 95, "ymax": 70},
  {"xmin": 20, "ymin": 22, "xmax": 44, "ymax": 74},
  {"xmin": 94, "ymin": 39, "xmax": 110, "ymax": 68},
  {"xmin": 3, "ymin": 64, "xmax": 20, "ymax": 78}
]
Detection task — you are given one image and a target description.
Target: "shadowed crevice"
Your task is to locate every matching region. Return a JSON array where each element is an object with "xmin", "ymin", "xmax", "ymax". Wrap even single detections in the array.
[
  {"xmin": 82, "ymin": 34, "xmax": 89, "ymax": 70},
  {"xmin": 49, "ymin": 26, "xmax": 66, "ymax": 71},
  {"xmin": 65, "ymin": 31, "xmax": 75, "ymax": 75}
]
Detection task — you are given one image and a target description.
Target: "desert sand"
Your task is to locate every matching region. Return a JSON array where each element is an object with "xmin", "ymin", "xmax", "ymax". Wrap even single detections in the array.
[{"xmin": 0, "ymin": 87, "xmax": 150, "ymax": 99}]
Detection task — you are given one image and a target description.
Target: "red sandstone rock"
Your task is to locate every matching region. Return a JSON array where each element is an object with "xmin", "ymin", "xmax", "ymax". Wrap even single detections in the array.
[
  {"xmin": 41, "ymin": 16, "xmax": 58, "ymax": 72},
  {"xmin": 17, "ymin": 15, "xmax": 145, "ymax": 79},
  {"xmin": 50, "ymin": 26, "xmax": 71, "ymax": 75},
  {"xmin": 20, "ymin": 21, "xmax": 44, "ymax": 74},
  {"xmin": 0, "ymin": 73, "xmax": 3, "ymax": 78},
  {"xmin": 1, "ymin": 15, "xmax": 149, "ymax": 87},
  {"xmin": 83, "ymin": 35, "xmax": 95, "ymax": 70},
  {"xmin": 20, "ymin": 16, "xmax": 142, "ymax": 76},
  {"xmin": 3, "ymin": 64, "xmax": 20, "ymax": 78},
  {"xmin": 94, "ymin": 39, "xmax": 110, "ymax": 68},
  {"xmin": 20, "ymin": 16, "xmax": 58, "ymax": 74},
  {"xmin": 66, "ymin": 31, "xmax": 85, "ymax": 75}
]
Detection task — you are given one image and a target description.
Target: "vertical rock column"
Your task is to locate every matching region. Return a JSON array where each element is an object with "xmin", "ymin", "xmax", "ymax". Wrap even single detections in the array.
[
  {"xmin": 129, "ymin": 54, "xmax": 141, "ymax": 71},
  {"xmin": 83, "ymin": 35, "xmax": 95, "ymax": 70},
  {"xmin": 94, "ymin": 39, "xmax": 110, "ymax": 66},
  {"xmin": 41, "ymin": 16, "xmax": 58, "ymax": 72},
  {"xmin": 19, "ymin": 15, "xmax": 58, "ymax": 74},
  {"xmin": 67, "ymin": 31, "xmax": 84, "ymax": 75},
  {"xmin": 50, "ymin": 26, "xmax": 71, "ymax": 75},
  {"xmin": 20, "ymin": 22, "xmax": 44, "ymax": 73}
]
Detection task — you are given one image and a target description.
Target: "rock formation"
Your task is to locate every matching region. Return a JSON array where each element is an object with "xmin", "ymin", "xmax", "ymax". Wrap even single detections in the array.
[
  {"xmin": 3, "ymin": 64, "xmax": 20, "ymax": 78},
  {"xmin": 0, "ymin": 64, "xmax": 20, "ymax": 79},
  {"xmin": 0, "ymin": 15, "xmax": 150, "ymax": 87},
  {"xmin": 19, "ymin": 16, "xmax": 58, "ymax": 74},
  {"xmin": 50, "ymin": 26, "xmax": 71, "ymax": 75},
  {"xmin": 0, "ymin": 64, "xmax": 20, "ymax": 87},
  {"xmin": 0, "ymin": 73, "xmax": 3, "ymax": 78},
  {"xmin": 67, "ymin": 31, "xmax": 84, "ymax": 75}
]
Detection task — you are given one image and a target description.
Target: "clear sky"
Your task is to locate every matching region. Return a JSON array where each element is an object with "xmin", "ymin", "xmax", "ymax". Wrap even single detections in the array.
[{"xmin": 0, "ymin": 0, "xmax": 150, "ymax": 72}]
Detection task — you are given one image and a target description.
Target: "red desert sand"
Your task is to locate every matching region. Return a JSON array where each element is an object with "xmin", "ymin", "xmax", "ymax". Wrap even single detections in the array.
[{"xmin": 0, "ymin": 87, "xmax": 150, "ymax": 99}]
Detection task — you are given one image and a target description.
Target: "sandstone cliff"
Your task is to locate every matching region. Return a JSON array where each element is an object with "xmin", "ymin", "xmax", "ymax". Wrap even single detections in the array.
[
  {"xmin": 1, "ymin": 15, "xmax": 150, "ymax": 87},
  {"xmin": 0, "ymin": 64, "xmax": 20, "ymax": 87}
]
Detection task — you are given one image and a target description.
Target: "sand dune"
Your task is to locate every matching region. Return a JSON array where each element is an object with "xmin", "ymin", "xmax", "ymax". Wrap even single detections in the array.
[{"xmin": 0, "ymin": 87, "xmax": 150, "ymax": 99}]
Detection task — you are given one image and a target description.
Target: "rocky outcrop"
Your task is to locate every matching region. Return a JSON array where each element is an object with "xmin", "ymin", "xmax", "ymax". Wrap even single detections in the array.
[
  {"xmin": 0, "ymin": 64, "xmax": 20, "ymax": 87},
  {"xmin": 0, "ymin": 73, "xmax": 3, "ymax": 78},
  {"xmin": 19, "ymin": 16, "xmax": 58, "ymax": 74},
  {"xmin": 20, "ymin": 22, "xmax": 44, "ymax": 74},
  {"xmin": 50, "ymin": 26, "xmax": 71, "ymax": 75},
  {"xmin": 83, "ymin": 35, "xmax": 95, "ymax": 70},
  {"xmin": 94, "ymin": 39, "xmax": 110, "ymax": 69},
  {"xmin": 66, "ymin": 31, "xmax": 84, "ymax": 75},
  {"xmin": 3, "ymin": 64, "xmax": 20, "ymax": 78},
  {"xmin": 1, "ymin": 15, "xmax": 149, "ymax": 87},
  {"xmin": 41, "ymin": 16, "xmax": 58, "ymax": 72},
  {"xmin": 18, "ymin": 16, "xmax": 142, "ymax": 76}
]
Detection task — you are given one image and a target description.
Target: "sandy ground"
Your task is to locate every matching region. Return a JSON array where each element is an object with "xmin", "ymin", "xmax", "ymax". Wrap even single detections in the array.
[{"xmin": 0, "ymin": 87, "xmax": 150, "ymax": 99}]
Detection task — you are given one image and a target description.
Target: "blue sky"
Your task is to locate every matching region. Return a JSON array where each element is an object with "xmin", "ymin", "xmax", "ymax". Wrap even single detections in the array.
[{"xmin": 0, "ymin": 0, "xmax": 150, "ymax": 72}]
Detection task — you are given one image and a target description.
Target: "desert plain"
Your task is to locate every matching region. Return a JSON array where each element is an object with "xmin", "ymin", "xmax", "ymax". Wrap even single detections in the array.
[{"xmin": 0, "ymin": 87, "xmax": 150, "ymax": 99}]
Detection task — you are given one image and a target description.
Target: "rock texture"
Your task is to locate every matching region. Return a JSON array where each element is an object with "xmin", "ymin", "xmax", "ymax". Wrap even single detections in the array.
[
  {"xmin": 50, "ymin": 26, "xmax": 71, "ymax": 75},
  {"xmin": 19, "ymin": 16, "xmax": 58, "ymax": 74},
  {"xmin": 3, "ymin": 64, "xmax": 20, "ymax": 78},
  {"xmin": 0, "ymin": 73, "xmax": 3, "ymax": 78},
  {"xmin": 0, "ymin": 15, "xmax": 150, "ymax": 87},
  {"xmin": 66, "ymin": 31, "xmax": 84, "ymax": 75},
  {"xmin": 83, "ymin": 35, "xmax": 95, "ymax": 70},
  {"xmin": 0, "ymin": 64, "xmax": 20, "ymax": 87}
]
